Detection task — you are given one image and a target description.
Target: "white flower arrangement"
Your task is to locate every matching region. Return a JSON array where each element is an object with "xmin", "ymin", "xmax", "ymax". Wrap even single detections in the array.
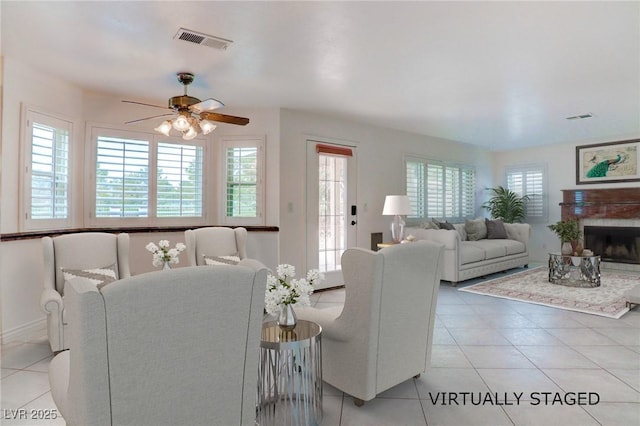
[
  {"xmin": 145, "ymin": 240, "xmax": 186, "ymax": 267},
  {"xmin": 265, "ymin": 264, "xmax": 324, "ymax": 315}
]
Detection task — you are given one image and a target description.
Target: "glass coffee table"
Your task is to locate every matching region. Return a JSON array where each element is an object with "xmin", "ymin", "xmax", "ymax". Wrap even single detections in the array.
[{"xmin": 548, "ymin": 252, "xmax": 601, "ymax": 287}]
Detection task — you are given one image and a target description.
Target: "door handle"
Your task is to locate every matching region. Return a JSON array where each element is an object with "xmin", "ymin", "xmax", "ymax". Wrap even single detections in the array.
[{"xmin": 351, "ymin": 220, "xmax": 357, "ymax": 226}]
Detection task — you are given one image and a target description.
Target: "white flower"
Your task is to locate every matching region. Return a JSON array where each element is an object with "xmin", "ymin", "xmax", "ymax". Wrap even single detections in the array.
[
  {"xmin": 265, "ymin": 264, "xmax": 324, "ymax": 315},
  {"xmin": 146, "ymin": 240, "xmax": 186, "ymax": 268}
]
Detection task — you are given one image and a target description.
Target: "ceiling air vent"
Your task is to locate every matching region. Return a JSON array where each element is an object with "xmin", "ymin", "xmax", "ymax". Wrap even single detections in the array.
[
  {"xmin": 174, "ymin": 28, "xmax": 233, "ymax": 50},
  {"xmin": 566, "ymin": 113, "xmax": 594, "ymax": 120}
]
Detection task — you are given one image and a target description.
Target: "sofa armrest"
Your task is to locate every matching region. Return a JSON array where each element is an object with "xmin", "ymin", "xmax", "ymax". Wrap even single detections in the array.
[
  {"xmin": 405, "ymin": 228, "xmax": 460, "ymax": 250},
  {"xmin": 503, "ymin": 223, "xmax": 531, "ymax": 249}
]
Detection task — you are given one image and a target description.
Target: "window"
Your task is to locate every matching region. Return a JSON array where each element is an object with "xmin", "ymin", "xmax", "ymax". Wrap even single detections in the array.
[
  {"xmin": 505, "ymin": 164, "xmax": 547, "ymax": 222},
  {"xmin": 22, "ymin": 108, "xmax": 72, "ymax": 230},
  {"xmin": 90, "ymin": 126, "xmax": 205, "ymax": 226},
  {"xmin": 406, "ymin": 157, "xmax": 476, "ymax": 223},
  {"xmin": 221, "ymin": 136, "xmax": 265, "ymax": 225}
]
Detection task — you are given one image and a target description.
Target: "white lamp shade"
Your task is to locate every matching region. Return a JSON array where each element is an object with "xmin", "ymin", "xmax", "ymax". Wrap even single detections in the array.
[
  {"xmin": 199, "ymin": 119, "xmax": 217, "ymax": 135},
  {"xmin": 382, "ymin": 195, "xmax": 412, "ymax": 215},
  {"xmin": 172, "ymin": 114, "xmax": 190, "ymax": 132},
  {"xmin": 154, "ymin": 120, "xmax": 172, "ymax": 136},
  {"xmin": 182, "ymin": 126, "xmax": 198, "ymax": 140}
]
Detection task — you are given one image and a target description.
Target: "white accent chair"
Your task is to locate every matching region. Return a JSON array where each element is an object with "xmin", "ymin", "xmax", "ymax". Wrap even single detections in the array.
[
  {"xmin": 41, "ymin": 232, "xmax": 130, "ymax": 352},
  {"xmin": 185, "ymin": 227, "xmax": 247, "ymax": 266},
  {"xmin": 48, "ymin": 262, "xmax": 268, "ymax": 426},
  {"xmin": 296, "ymin": 241, "xmax": 444, "ymax": 406}
]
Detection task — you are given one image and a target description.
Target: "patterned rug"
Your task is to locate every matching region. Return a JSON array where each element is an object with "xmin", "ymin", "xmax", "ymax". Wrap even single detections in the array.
[{"xmin": 459, "ymin": 266, "xmax": 639, "ymax": 319}]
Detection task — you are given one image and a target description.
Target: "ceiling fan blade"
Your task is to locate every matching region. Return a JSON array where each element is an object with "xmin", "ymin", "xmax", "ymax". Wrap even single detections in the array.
[
  {"xmin": 200, "ymin": 111, "xmax": 250, "ymax": 126},
  {"xmin": 125, "ymin": 113, "xmax": 174, "ymax": 124},
  {"xmin": 122, "ymin": 100, "xmax": 170, "ymax": 110},
  {"xmin": 190, "ymin": 98, "xmax": 225, "ymax": 113}
]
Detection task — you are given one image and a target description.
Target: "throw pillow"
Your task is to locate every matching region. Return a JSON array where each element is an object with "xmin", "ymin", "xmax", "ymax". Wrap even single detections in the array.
[
  {"xmin": 485, "ymin": 218, "xmax": 508, "ymax": 239},
  {"xmin": 421, "ymin": 220, "xmax": 439, "ymax": 230},
  {"xmin": 62, "ymin": 264, "xmax": 118, "ymax": 293},
  {"xmin": 203, "ymin": 254, "xmax": 241, "ymax": 266},
  {"xmin": 433, "ymin": 218, "xmax": 455, "ymax": 230},
  {"xmin": 465, "ymin": 218, "xmax": 488, "ymax": 241}
]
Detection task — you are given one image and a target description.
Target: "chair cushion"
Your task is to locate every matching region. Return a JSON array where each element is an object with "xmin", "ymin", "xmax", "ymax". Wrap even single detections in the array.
[
  {"xmin": 203, "ymin": 255, "xmax": 241, "ymax": 266},
  {"xmin": 62, "ymin": 264, "xmax": 118, "ymax": 293}
]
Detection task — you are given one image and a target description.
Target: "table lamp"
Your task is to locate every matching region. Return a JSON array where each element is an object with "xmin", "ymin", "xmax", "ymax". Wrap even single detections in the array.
[{"xmin": 382, "ymin": 195, "xmax": 412, "ymax": 243}]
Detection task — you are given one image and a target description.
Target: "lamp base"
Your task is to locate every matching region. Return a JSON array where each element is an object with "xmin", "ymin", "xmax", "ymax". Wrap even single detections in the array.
[{"xmin": 391, "ymin": 216, "xmax": 405, "ymax": 243}]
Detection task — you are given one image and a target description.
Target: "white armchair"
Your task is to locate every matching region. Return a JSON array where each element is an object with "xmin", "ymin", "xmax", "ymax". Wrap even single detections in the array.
[
  {"xmin": 296, "ymin": 241, "xmax": 444, "ymax": 405},
  {"xmin": 184, "ymin": 226, "xmax": 247, "ymax": 266},
  {"xmin": 49, "ymin": 263, "xmax": 267, "ymax": 426},
  {"xmin": 41, "ymin": 232, "xmax": 130, "ymax": 352}
]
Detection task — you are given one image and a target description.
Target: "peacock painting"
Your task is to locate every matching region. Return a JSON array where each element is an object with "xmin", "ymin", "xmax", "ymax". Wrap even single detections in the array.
[{"xmin": 586, "ymin": 154, "xmax": 624, "ymax": 178}]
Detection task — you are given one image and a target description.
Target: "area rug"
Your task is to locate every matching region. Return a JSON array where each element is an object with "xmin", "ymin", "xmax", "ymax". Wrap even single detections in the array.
[{"xmin": 458, "ymin": 267, "xmax": 639, "ymax": 319}]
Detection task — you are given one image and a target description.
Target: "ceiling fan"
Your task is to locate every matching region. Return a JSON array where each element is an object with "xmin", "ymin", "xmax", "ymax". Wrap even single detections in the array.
[{"xmin": 123, "ymin": 72, "xmax": 249, "ymax": 140}]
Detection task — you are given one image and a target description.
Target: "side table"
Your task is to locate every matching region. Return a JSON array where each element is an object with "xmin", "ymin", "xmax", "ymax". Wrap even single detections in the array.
[
  {"xmin": 548, "ymin": 252, "xmax": 601, "ymax": 287},
  {"xmin": 256, "ymin": 320, "xmax": 322, "ymax": 426}
]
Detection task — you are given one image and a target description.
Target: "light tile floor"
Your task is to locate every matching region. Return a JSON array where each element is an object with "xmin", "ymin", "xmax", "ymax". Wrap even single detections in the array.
[{"xmin": 2, "ymin": 268, "xmax": 639, "ymax": 425}]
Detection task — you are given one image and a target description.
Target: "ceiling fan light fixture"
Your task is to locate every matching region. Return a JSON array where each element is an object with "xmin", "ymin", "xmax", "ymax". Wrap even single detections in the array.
[
  {"xmin": 200, "ymin": 119, "xmax": 217, "ymax": 135},
  {"xmin": 173, "ymin": 114, "xmax": 190, "ymax": 132},
  {"xmin": 154, "ymin": 120, "xmax": 173, "ymax": 136},
  {"xmin": 182, "ymin": 126, "xmax": 198, "ymax": 141}
]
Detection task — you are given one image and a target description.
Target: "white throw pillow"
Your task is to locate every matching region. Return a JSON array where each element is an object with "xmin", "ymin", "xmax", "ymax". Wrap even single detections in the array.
[
  {"xmin": 62, "ymin": 264, "xmax": 118, "ymax": 293},
  {"xmin": 203, "ymin": 254, "xmax": 241, "ymax": 266}
]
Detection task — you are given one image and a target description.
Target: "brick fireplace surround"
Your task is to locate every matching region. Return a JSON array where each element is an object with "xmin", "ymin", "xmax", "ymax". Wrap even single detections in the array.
[{"xmin": 560, "ymin": 187, "xmax": 640, "ymax": 271}]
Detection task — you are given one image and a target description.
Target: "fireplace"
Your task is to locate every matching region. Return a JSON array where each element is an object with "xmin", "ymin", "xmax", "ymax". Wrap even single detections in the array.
[
  {"xmin": 584, "ymin": 226, "xmax": 640, "ymax": 265},
  {"xmin": 560, "ymin": 187, "xmax": 640, "ymax": 271}
]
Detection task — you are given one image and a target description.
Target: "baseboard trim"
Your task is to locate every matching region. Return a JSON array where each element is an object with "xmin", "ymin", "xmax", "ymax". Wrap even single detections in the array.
[{"xmin": 1, "ymin": 318, "xmax": 46, "ymax": 345}]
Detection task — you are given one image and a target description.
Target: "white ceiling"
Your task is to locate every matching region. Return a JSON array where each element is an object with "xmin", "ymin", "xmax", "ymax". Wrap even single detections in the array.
[{"xmin": 2, "ymin": 1, "xmax": 639, "ymax": 151}]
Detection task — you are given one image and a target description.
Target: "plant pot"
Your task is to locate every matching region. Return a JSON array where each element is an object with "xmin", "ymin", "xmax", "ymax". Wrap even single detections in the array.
[{"xmin": 561, "ymin": 242, "xmax": 573, "ymax": 255}]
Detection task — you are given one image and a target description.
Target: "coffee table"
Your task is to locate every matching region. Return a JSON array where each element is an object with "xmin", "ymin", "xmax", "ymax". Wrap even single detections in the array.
[{"xmin": 548, "ymin": 252, "xmax": 601, "ymax": 287}]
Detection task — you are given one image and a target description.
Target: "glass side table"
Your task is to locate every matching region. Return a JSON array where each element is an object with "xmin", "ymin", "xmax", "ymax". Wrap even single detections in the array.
[
  {"xmin": 548, "ymin": 252, "xmax": 601, "ymax": 288},
  {"xmin": 256, "ymin": 320, "xmax": 322, "ymax": 426}
]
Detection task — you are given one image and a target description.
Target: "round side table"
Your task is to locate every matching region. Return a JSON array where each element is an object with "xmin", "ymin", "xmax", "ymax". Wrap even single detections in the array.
[{"xmin": 256, "ymin": 320, "xmax": 322, "ymax": 426}]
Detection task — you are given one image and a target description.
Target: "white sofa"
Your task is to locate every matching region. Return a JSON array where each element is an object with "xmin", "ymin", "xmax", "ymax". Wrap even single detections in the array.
[{"xmin": 406, "ymin": 222, "xmax": 530, "ymax": 286}]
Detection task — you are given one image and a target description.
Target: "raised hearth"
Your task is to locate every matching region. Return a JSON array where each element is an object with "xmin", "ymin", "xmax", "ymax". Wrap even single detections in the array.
[{"xmin": 561, "ymin": 188, "xmax": 640, "ymax": 272}]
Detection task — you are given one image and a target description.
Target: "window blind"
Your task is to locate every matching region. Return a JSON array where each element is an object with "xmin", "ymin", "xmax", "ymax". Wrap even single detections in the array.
[
  {"xmin": 157, "ymin": 142, "xmax": 203, "ymax": 217},
  {"xmin": 226, "ymin": 146, "xmax": 258, "ymax": 218}
]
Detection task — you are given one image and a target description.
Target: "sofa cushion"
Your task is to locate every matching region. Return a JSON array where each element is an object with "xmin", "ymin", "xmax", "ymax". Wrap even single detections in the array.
[
  {"xmin": 502, "ymin": 240, "xmax": 526, "ymax": 255},
  {"xmin": 465, "ymin": 218, "xmax": 487, "ymax": 241},
  {"xmin": 434, "ymin": 219, "xmax": 455, "ymax": 230},
  {"xmin": 460, "ymin": 243, "xmax": 485, "ymax": 264},
  {"xmin": 465, "ymin": 240, "xmax": 507, "ymax": 260},
  {"xmin": 485, "ymin": 219, "xmax": 508, "ymax": 239}
]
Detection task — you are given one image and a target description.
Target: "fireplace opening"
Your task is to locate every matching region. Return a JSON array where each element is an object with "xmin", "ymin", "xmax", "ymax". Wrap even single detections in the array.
[{"xmin": 584, "ymin": 226, "xmax": 640, "ymax": 265}]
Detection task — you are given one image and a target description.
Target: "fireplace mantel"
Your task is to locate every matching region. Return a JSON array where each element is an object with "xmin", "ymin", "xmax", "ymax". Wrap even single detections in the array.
[{"xmin": 560, "ymin": 188, "xmax": 640, "ymax": 220}]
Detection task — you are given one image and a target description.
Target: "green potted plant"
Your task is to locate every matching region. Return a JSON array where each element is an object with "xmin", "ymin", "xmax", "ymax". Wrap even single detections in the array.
[
  {"xmin": 482, "ymin": 186, "xmax": 529, "ymax": 223},
  {"xmin": 547, "ymin": 219, "xmax": 582, "ymax": 255}
]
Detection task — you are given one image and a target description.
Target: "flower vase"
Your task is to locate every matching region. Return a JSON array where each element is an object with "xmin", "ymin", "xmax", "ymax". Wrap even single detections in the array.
[
  {"xmin": 277, "ymin": 304, "xmax": 297, "ymax": 331},
  {"xmin": 163, "ymin": 260, "xmax": 171, "ymax": 271},
  {"xmin": 561, "ymin": 242, "xmax": 573, "ymax": 256}
]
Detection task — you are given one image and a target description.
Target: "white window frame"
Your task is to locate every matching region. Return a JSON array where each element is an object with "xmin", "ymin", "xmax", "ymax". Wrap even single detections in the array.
[
  {"xmin": 86, "ymin": 124, "xmax": 207, "ymax": 227},
  {"xmin": 219, "ymin": 135, "xmax": 265, "ymax": 226},
  {"xmin": 504, "ymin": 163, "xmax": 548, "ymax": 223},
  {"xmin": 405, "ymin": 156, "xmax": 476, "ymax": 224},
  {"xmin": 20, "ymin": 105, "xmax": 74, "ymax": 231}
]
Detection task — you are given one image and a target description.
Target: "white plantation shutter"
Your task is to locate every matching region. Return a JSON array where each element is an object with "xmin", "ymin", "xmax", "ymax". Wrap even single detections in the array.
[
  {"xmin": 506, "ymin": 165, "xmax": 546, "ymax": 222},
  {"xmin": 221, "ymin": 136, "xmax": 265, "ymax": 225},
  {"xmin": 406, "ymin": 157, "xmax": 475, "ymax": 222},
  {"xmin": 157, "ymin": 142, "xmax": 203, "ymax": 217},
  {"xmin": 23, "ymin": 109, "xmax": 72, "ymax": 230},
  {"xmin": 95, "ymin": 136, "xmax": 149, "ymax": 218},
  {"xmin": 406, "ymin": 161, "xmax": 424, "ymax": 218}
]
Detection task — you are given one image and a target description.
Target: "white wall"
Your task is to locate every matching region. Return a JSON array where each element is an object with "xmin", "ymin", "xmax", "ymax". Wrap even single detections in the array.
[
  {"xmin": 278, "ymin": 108, "xmax": 493, "ymax": 275},
  {"xmin": 492, "ymin": 135, "xmax": 640, "ymax": 263},
  {"xmin": 0, "ymin": 57, "xmax": 281, "ymax": 342}
]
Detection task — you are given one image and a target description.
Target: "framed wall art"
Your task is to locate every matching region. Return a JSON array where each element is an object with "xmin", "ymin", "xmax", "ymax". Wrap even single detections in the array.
[{"xmin": 575, "ymin": 139, "xmax": 640, "ymax": 184}]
